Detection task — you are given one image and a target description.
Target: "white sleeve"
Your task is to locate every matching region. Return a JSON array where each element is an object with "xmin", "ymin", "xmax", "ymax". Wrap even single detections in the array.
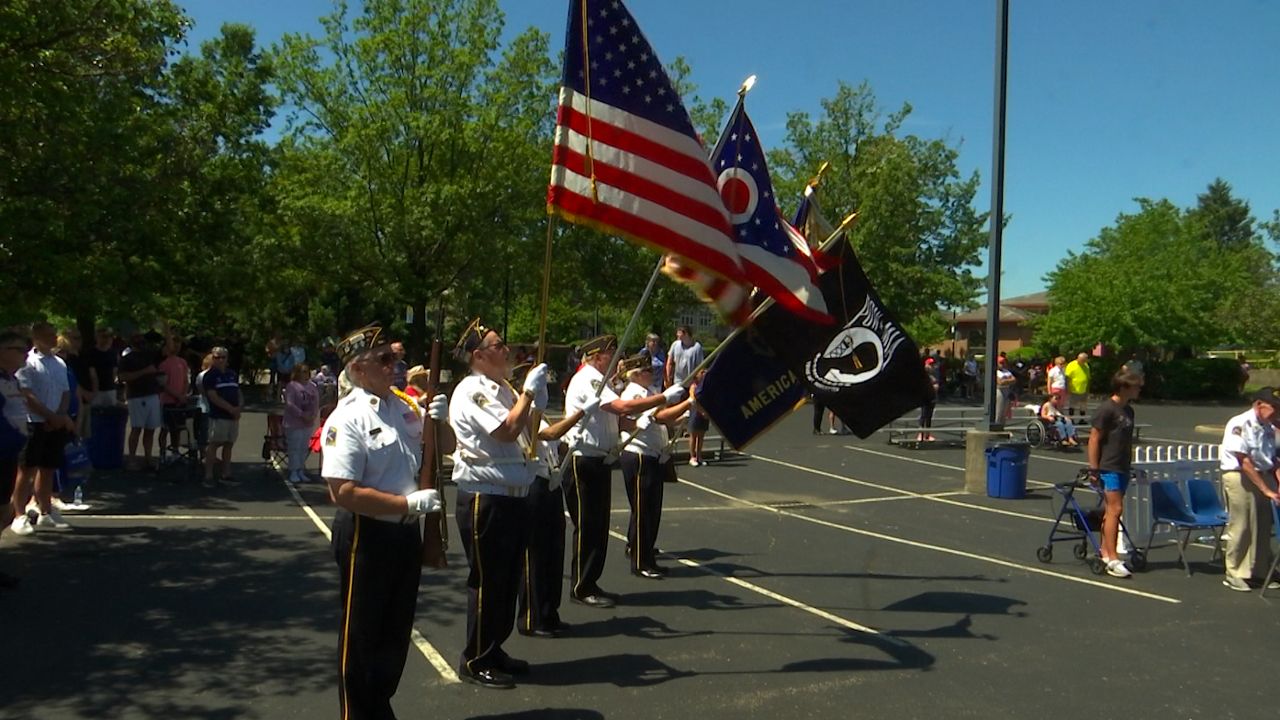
[
  {"xmin": 1221, "ymin": 423, "xmax": 1248, "ymax": 458},
  {"xmin": 321, "ymin": 415, "xmax": 365, "ymax": 482}
]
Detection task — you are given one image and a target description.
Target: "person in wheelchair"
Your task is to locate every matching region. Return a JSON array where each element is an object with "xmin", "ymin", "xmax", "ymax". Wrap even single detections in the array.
[{"xmin": 1038, "ymin": 393, "xmax": 1080, "ymax": 447}]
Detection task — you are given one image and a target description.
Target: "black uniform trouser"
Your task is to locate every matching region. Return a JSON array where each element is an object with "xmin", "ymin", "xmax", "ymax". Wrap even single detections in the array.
[
  {"xmin": 919, "ymin": 400, "xmax": 936, "ymax": 429},
  {"xmin": 621, "ymin": 452, "xmax": 664, "ymax": 571},
  {"xmin": 332, "ymin": 510, "xmax": 422, "ymax": 720},
  {"xmin": 456, "ymin": 489, "xmax": 531, "ymax": 673},
  {"xmin": 517, "ymin": 475, "xmax": 566, "ymax": 632},
  {"xmin": 812, "ymin": 400, "xmax": 826, "ymax": 432},
  {"xmin": 564, "ymin": 454, "xmax": 612, "ymax": 597}
]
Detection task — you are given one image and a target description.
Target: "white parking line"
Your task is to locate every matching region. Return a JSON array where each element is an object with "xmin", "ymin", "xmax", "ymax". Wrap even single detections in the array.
[
  {"xmin": 675, "ymin": 475, "xmax": 1181, "ymax": 604},
  {"xmin": 77, "ymin": 514, "xmax": 310, "ymax": 521},
  {"xmin": 603, "ymin": 528, "xmax": 901, "ymax": 643},
  {"xmin": 282, "ymin": 480, "xmax": 460, "ymax": 683},
  {"xmin": 837, "ymin": 444, "xmax": 1056, "ymax": 488},
  {"xmin": 751, "ymin": 452, "xmax": 1055, "ymax": 525}
]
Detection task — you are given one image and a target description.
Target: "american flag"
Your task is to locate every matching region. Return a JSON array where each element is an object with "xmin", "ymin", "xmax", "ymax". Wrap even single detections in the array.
[
  {"xmin": 712, "ymin": 99, "xmax": 832, "ymax": 324},
  {"xmin": 547, "ymin": 0, "xmax": 746, "ymax": 289}
]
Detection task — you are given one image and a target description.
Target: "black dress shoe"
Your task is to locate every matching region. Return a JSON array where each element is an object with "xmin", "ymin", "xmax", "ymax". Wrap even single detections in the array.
[
  {"xmin": 570, "ymin": 593, "xmax": 616, "ymax": 609},
  {"xmin": 518, "ymin": 626, "xmax": 557, "ymax": 638},
  {"xmin": 498, "ymin": 656, "xmax": 530, "ymax": 675},
  {"xmin": 632, "ymin": 568, "xmax": 663, "ymax": 579},
  {"xmin": 458, "ymin": 666, "xmax": 515, "ymax": 689}
]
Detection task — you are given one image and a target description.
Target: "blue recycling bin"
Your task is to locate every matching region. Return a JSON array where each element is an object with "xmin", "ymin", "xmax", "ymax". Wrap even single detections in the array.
[
  {"xmin": 88, "ymin": 406, "xmax": 128, "ymax": 470},
  {"xmin": 986, "ymin": 442, "xmax": 1030, "ymax": 499}
]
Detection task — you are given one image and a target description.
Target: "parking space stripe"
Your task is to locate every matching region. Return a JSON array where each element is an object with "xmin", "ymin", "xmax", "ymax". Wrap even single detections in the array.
[
  {"xmin": 835, "ymin": 444, "xmax": 1056, "ymax": 488},
  {"xmin": 76, "ymin": 514, "xmax": 311, "ymax": 521},
  {"xmin": 282, "ymin": 480, "xmax": 460, "ymax": 683},
  {"xmin": 675, "ymin": 475, "xmax": 1181, "ymax": 605},
  {"xmin": 752, "ymin": 453, "xmax": 1055, "ymax": 525},
  {"xmin": 602, "ymin": 528, "xmax": 901, "ymax": 643}
]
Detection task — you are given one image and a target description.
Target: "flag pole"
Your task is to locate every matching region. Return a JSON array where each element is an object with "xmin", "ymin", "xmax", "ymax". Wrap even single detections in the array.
[
  {"xmin": 593, "ymin": 255, "xmax": 666, "ymax": 400},
  {"xmin": 607, "ymin": 211, "xmax": 859, "ymax": 456}
]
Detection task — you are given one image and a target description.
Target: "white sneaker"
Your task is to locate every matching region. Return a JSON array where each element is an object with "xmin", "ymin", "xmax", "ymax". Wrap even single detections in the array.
[
  {"xmin": 827, "ymin": 428, "xmax": 839, "ymax": 435},
  {"xmin": 51, "ymin": 498, "xmax": 68, "ymax": 510},
  {"xmin": 37, "ymin": 510, "xmax": 70, "ymax": 529},
  {"xmin": 688, "ymin": 458, "xmax": 700, "ymax": 468},
  {"xmin": 9, "ymin": 514, "xmax": 34, "ymax": 536},
  {"xmin": 1105, "ymin": 559, "xmax": 1131, "ymax": 578}
]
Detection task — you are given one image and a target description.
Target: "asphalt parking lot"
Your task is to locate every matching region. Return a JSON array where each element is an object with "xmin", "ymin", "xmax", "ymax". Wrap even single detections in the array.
[{"xmin": 3, "ymin": 398, "xmax": 1278, "ymax": 720}]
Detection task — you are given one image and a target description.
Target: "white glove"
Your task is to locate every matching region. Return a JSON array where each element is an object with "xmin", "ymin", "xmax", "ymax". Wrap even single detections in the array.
[
  {"xmin": 522, "ymin": 363, "xmax": 548, "ymax": 395},
  {"xmin": 533, "ymin": 384, "xmax": 548, "ymax": 411},
  {"xmin": 405, "ymin": 488, "xmax": 442, "ymax": 515},
  {"xmin": 662, "ymin": 385, "xmax": 686, "ymax": 405},
  {"xmin": 635, "ymin": 413, "xmax": 654, "ymax": 430},
  {"xmin": 426, "ymin": 394, "xmax": 447, "ymax": 422},
  {"xmin": 581, "ymin": 395, "xmax": 601, "ymax": 415}
]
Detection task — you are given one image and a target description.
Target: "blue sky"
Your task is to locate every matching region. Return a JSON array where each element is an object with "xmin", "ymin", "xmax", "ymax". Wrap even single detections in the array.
[{"xmin": 180, "ymin": 0, "xmax": 1280, "ymax": 301}]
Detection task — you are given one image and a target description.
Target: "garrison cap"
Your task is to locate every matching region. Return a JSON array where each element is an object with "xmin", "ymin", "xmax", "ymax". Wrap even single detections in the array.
[
  {"xmin": 579, "ymin": 334, "xmax": 617, "ymax": 358},
  {"xmin": 1252, "ymin": 386, "xmax": 1280, "ymax": 411},
  {"xmin": 455, "ymin": 318, "xmax": 492, "ymax": 359},
  {"xmin": 617, "ymin": 350, "xmax": 652, "ymax": 377},
  {"xmin": 337, "ymin": 324, "xmax": 385, "ymax": 364}
]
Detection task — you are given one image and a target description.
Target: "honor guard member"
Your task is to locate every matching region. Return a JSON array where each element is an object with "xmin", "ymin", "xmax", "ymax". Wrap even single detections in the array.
[
  {"xmin": 1218, "ymin": 388, "xmax": 1280, "ymax": 592},
  {"xmin": 322, "ymin": 324, "xmax": 448, "ymax": 720},
  {"xmin": 617, "ymin": 351, "xmax": 695, "ymax": 578},
  {"xmin": 509, "ymin": 362, "xmax": 597, "ymax": 638},
  {"xmin": 562, "ymin": 335, "xmax": 685, "ymax": 607},
  {"xmin": 449, "ymin": 319, "xmax": 547, "ymax": 689}
]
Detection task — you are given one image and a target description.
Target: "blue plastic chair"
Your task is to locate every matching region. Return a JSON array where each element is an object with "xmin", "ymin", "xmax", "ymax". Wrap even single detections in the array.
[
  {"xmin": 1262, "ymin": 503, "xmax": 1280, "ymax": 599},
  {"xmin": 1187, "ymin": 479, "xmax": 1229, "ymax": 522},
  {"xmin": 1143, "ymin": 481, "xmax": 1226, "ymax": 576}
]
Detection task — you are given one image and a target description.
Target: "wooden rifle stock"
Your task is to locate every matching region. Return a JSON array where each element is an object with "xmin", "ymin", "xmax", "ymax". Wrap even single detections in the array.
[{"xmin": 419, "ymin": 339, "xmax": 448, "ymax": 568}]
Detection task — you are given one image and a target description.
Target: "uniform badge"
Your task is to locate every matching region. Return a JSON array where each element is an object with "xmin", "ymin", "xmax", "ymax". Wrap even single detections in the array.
[
  {"xmin": 1232, "ymin": 425, "xmax": 1243, "ymax": 436},
  {"xmin": 325, "ymin": 426, "xmax": 338, "ymax": 446},
  {"xmin": 473, "ymin": 392, "xmax": 487, "ymax": 408},
  {"xmin": 591, "ymin": 379, "xmax": 602, "ymax": 392}
]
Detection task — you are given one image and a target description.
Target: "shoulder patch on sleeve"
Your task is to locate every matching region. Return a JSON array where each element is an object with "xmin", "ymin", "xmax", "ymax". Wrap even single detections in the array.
[
  {"xmin": 325, "ymin": 426, "xmax": 338, "ymax": 446},
  {"xmin": 591, "ymin": 379, "xmax": 602, "ymax": 392},
  {"xmin": 1232, "ymin": 425, "xmax": 1243, "ymax": 436},
  {"xmin": 472, "ymin": 392, "xmax": 487, "ymax": 408}
]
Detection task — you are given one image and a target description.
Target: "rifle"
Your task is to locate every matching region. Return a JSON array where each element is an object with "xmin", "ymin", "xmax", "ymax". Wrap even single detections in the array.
[{"xmin": 419, "ymin": 338, "xmax": 448, "ymax": 568}]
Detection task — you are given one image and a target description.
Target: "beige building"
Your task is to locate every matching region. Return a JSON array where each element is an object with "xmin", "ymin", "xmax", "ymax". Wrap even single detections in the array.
[{"xmin": 931, "ymin": 292, "xmax": 1049, "ymax": 358}]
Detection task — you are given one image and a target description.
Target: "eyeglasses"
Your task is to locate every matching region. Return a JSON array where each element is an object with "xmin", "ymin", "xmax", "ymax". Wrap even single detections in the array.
[{"xmin": 478, "ymin": 339, "xmax": 508, "ymax": 352}]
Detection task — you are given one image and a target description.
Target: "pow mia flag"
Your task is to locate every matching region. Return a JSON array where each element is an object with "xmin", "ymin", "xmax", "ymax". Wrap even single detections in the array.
[{"xmin": 753, "ymin": 237, "xmax": 932, "ymax": 438}]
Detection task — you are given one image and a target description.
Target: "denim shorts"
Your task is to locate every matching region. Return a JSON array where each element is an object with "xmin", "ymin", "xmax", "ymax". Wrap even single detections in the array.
[{"xmin": 1099, "ymin": 471, "xmax": 1130, "ymax": 494}]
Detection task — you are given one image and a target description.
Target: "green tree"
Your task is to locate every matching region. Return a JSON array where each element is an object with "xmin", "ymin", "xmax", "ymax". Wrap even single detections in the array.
[
  {"xmin": 0, "ymin": 0, "xmax": 189, "ymax": 327},
  {"xmin": 1035, "ymin": 189, "xmax": 1280, "ymax": 354},
  {"xmin": 766, "ymin": 82, "xmax": 988, "ymax": 332},
  {"xmin": 271, "ymin": 0, "xmax": 558, "ymax": 352}
]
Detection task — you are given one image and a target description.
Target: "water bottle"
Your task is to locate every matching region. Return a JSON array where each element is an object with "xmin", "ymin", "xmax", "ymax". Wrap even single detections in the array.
[{"xmin": 73, "ymin": 484, "xmax": 84, "ymax": 505}]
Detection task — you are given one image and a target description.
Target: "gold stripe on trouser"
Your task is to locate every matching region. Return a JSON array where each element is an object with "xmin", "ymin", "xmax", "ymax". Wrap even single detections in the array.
[
  {"xmin": 523, "ymin": 549, "xmax": 532, "ymax": 631},
  {"xmin": 466, "ymin": 496, "xmax": 483, "ymax": 674},
  {"xmin": 572, "ymin": 455, "xmax": 584, "ymax": 597},
  {"xmin": 339, "ymin": 515, "xmax": 361, "ymax": 720}
]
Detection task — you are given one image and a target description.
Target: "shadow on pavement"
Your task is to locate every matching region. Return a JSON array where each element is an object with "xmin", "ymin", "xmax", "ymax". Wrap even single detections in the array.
[{"xmin": 466, "ymin": 709, "xmax": 605, "ymax": 720}]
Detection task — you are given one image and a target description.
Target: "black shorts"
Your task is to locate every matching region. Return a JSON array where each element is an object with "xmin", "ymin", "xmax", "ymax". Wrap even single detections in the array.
[
  {"xmin": 687, "ymin": 409, "xmax": 710, "ymax": 433},
  {"xmin": 20, "ymin": 423, "xmax": 68, "ymax": 469}
]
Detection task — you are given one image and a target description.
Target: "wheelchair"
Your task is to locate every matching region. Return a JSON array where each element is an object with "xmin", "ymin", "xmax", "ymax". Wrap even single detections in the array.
[{"xmin": 1024, "ymin": 416, "xmax": 1078, "ymax": 450}]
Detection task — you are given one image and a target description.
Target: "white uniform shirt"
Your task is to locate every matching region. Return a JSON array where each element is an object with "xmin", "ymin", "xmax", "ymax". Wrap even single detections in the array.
[
  {"xmin": 1220, "ymin": 408, "xmax": 1277, "ymax": 472},
  {"xmin": 621, "ymin": 381, "xmax": 663, "ymax": 457},
  {"xmin": 564, "ymin": 363, "xmax": 619, "ymax": 457},
  {"xmin": 530, "ymin": 417, "xmax": 565, "ymax": 490},
  {"xmin": 1048, "ymin": 366, "xmax": 1066, "ymax": 391},
  {"xmin": 17, "ymin": 349, "xmax": 69, "ymax": 423},
  {"xmin": 448, "ymin": 373, "xmax": 533, "ymax": 489},
  {"xmin": 321, "ymin": 386, "xmax": 422, "ymax": 521}
]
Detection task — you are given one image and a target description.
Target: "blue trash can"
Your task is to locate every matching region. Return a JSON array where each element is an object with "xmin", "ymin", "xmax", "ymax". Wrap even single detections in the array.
[
  {"xmin": 986, "ymin": 442, "xmax": 1030, "ymax": 499},
  {"xmin": 88, "ymin": 406, "xmax": 128, "ymax": 470}
]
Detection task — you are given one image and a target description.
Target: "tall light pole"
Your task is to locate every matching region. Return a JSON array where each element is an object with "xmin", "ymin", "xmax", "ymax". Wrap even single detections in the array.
[{"xmin": 982, "ymin": 0, "xmax": 1010, "ymax": 431}]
